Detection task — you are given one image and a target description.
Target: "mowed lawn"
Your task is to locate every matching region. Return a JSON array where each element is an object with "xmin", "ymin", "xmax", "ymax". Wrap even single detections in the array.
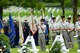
[
  {"xmin": 11, "ymin": 43, "xmax": 78, "ymax": 53},
  {"xmin": 11, "ymin": 45, "xmax": 51, "ymax": 53},
  {"xmin": 11, "ymin": 37, "xmax": 78, "ymax": 53}
]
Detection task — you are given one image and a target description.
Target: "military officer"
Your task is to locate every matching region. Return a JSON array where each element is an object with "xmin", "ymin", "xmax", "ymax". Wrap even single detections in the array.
[
  {"xmin": 49, "ymin": 17, "xmax": 60, "ymax": 41},
  {"xmin": 75, "ymin": 14, "xmax": 80, "ymax": 51},
  {"xmin": 59, "ymin": 16, "xmax": 70, "ymax": 49},
  {"xmin": 67, "ymin": 15, "xmax": 74, "ymax": 48},
  {"xmin": 38, "ymin": 19, "xmax": 46, "ymax": 51}
]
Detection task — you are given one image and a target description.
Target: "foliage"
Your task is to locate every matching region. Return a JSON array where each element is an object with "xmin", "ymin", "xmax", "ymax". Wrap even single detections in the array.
[
  {"xmin": 43, "ymin": 0, "xmax": 54, "ymax": 3},
  {"xmin": 21, "ymin": 0, "xmax": 38, "ymax": 9},
  {"xmin": 59, "ymin": 0, "xmax": 65, "ymax": 15},
  {"xmin": 36, "ymin": 2, "xmax": 45, "ymax": 10},
  {"xmin": 64, "ymin": 0, "xmax": 71, "ymax": 7},
  {"xmin": 49, "ymin": 41, "xmax": 61, "ymax": 53},
  {"xmin": 0, "ymin": 34, "xmax": 10, "ymax": 49},
  {"xmin": 78, "ymin": 0, "xmax": 80, "ymax": 7},
  {"xmin": 0, "ymin": 0, "xmax": 11, "ymax": 7}
]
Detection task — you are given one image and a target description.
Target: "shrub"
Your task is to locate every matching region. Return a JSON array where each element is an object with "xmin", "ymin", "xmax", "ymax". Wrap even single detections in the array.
[{"xmin": 0, "ymin": 34, "xmax": 10, "ymax": 49}]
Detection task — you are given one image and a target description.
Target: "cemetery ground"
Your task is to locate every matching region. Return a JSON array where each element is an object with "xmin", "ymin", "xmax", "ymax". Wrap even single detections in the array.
[{"xmin": 3, "ymin": 7, "xmax": 73, "ymax": 20}]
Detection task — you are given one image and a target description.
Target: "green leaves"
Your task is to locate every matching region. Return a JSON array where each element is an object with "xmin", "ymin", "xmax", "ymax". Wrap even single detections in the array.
[
  {"xmin": 0, "ymin": 0, "xmax": 9, "ymax": 6},
  {"xmin": 21, "ymin": 0, "xmax": 38, "ymax": 8},
  {"xmin": 0, "ymin": 34, "xmax": 10, "ymax": 49},
  {"xmin": 36, "ymin": 2, "xmax": 45, "ymax": 10},
  {"xmin": 43, "ymin": 0, "xmax": 54, "ymax": 3},
  {"xmin": 49, "ymin": 41, "xmax": 61, "ymax": 53},
  {"xmin": 64, "ymin": 0, "xmax": 71, "ymax": 7}
]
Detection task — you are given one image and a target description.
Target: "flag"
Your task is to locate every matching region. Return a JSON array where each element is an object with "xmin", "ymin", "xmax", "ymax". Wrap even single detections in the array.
[
  {"xmin": 18, "ymin": 13, "xmax": 24, "ymax": 45},
  {"xmin": 0, "ymin": 16, "xmax": 4, "ymax": 34},
  {"xmin": 8, "ymin": 13, "xmax": 16, "ymax": 47},
  {"xmin": 44, "ymin": 18, "xmax": 49, "ymax": 41},
  {"xmin": 44, "ymin": 18, "xmax": 46, "ymax": 25},
  {"xmin": 31, "ymin": 11, "xmax": 37, "ymax": 35},
  {"xmin": 50, "ymin": 13, "xmax": 52, "ymax": 20},
  {"xmin": 44, "ymin": 19, "xmax": 48, "ymax": 35}
]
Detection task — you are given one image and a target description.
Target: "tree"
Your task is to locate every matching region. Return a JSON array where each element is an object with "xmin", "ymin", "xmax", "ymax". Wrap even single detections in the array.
[
  {"xmin": 37, "ymin": 2, "xmax": 45, "ymax": 19},
  {"xmin": 21, "ymin": 0, "xmax": 45, "ymax": 18},
  {"xmin": 64, "ymin": 0, "xmax": 71, "ymax": 7},
  {"xmin": 78, "ymin": 0, "xmax": 80, "ymax": 7},
  {"xmin": 0, "ymin": 0, "xmax": 23, "ymax": 20},
  {"xmin": 72, "ymin": 0, "xmax": 78, "ymax": 24},
  {"xmin": 0, "ymin": 0, "xmax": 10, "ymax": 20},
  {"xmin": 59, "ymin": 0, "xmax": 65, "ymax": 16}
]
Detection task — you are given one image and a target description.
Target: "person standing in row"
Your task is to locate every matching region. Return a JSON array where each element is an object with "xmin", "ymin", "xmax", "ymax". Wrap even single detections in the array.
[
  {"xmin": 23, "ymin": 20, "xmax": 30, "ymax": 42},
  {"xmin": 38, "ymin": 19, "xmax": 46, "ymax": 51},
  {"xmin": 3, "ymin": 20, "xmax": 9, "ymax": 36},
  {"xmin": 67, "ymin": 16, "xmax": 74, "ymax": 48},
  {"xmin": 60, "ymin": 16, "xmax": 70, "ymax": 49},
  {"xmin": 14, "ymin": 20, "xmax": 19, "ymax": 46},
  {"xmin": 75, "ymin": 15, "xmax": 80, "ymax": 51},
  {"xmin": 49, "ymin": 17, "xmax": 60, "ymax": 41}
]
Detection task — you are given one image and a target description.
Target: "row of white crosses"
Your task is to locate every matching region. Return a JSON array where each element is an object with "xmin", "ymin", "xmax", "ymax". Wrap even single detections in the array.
[
  {"xmin": 47, "ymin": 7, "xmax": 59, "ymax": 13},
  {"xmin": 3, "ymin": 6, "xmax": 30, "ymax": 13},
  {"xmin": 3, "ymin": 6, "xmax": 60, "ymax": 14}
]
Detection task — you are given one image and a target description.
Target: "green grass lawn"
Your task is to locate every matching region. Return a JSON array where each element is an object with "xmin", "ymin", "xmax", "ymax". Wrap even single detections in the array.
[
  {"xmin": 11, "ymin": 37, "xmax": 78, "ymax": 53},
  {"xmin": 11, "ymin": 43, "xmax": 78, "ymax": 53},
  {"xmin": 11, "ymin": 45, "xmax": 51, "ymax": 53}
]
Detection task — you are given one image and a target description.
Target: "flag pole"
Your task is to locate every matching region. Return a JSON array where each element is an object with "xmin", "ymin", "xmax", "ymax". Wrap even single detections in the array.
[
  {"xmin": 18, "ymin": 12, "xmax": 24, "ymax": 46},
  {"xmin": 41, "ymin": 9, "xmax": 44, "ymax": 19},
  {"xmin": 31, "ymin": 8, "xmax": 37, "ymax": 35}
]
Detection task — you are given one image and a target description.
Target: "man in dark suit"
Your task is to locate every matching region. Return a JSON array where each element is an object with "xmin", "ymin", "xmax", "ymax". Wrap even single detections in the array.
[
  {"xmin": 14, "ymin": 20, "xmax": 19, "ymax": 46},
  {"xmin": 23, "ymin": 20, "xmax": 30, "ymax": 42},
  {"xmin": 3, "ymin": 20, "xmax": 9, "ymax": 36}
]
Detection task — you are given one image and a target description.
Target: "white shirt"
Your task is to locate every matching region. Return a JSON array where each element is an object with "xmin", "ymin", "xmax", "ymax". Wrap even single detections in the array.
[
  {"xmin": 38, "ymin": 24, "xmax": 46, "ymax": 34},
  {"xmin": 75, "ymin": 21, "xmax": 80, "ymax": 30},
  {"xmin": 59, "ymin": 21, "xmax": 68, "ymax": 29},
  {"xmin": 67, "ymin": 22, "xmax": 74, "ymax": 31},
  {"xmin": 67, "ymin": 22, "xmax": 74, "ymax": 28},
  {"xmin": 49, "ymin": 22, "xmax": 59, "ymax": 30}
]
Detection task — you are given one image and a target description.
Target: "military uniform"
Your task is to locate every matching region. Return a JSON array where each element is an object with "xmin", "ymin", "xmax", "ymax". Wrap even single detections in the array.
[
  {"xmin": 75, "ymin": 21, "xmax": 80, "ymax": 49},
  {"xmin": 38, "ymin": 23, "xmax": 46, "ymax": 51},
  {"xmin": 50, "ymin": 21, "xmax": 59, "ymax": 41},
  {"xmin": 60, "ymin": 21, "xmax": 70, "ymax": 49},
  {"xmin": 67, "ymin": 21, "xmax": 74, "ymax": 47}
]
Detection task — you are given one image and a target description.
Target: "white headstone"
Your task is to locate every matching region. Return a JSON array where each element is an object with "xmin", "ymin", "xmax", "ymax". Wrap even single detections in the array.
[
  {"xmin": 48, "ymin": 8, "xmax": 52, "ymax": 13},
  {"xmin": 56, "ymin": 9, "xmax": 59, "ymax": 13},
  {"xmin": 52, "ymin": 8, "xmax": 56, "ymax": 13}
]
